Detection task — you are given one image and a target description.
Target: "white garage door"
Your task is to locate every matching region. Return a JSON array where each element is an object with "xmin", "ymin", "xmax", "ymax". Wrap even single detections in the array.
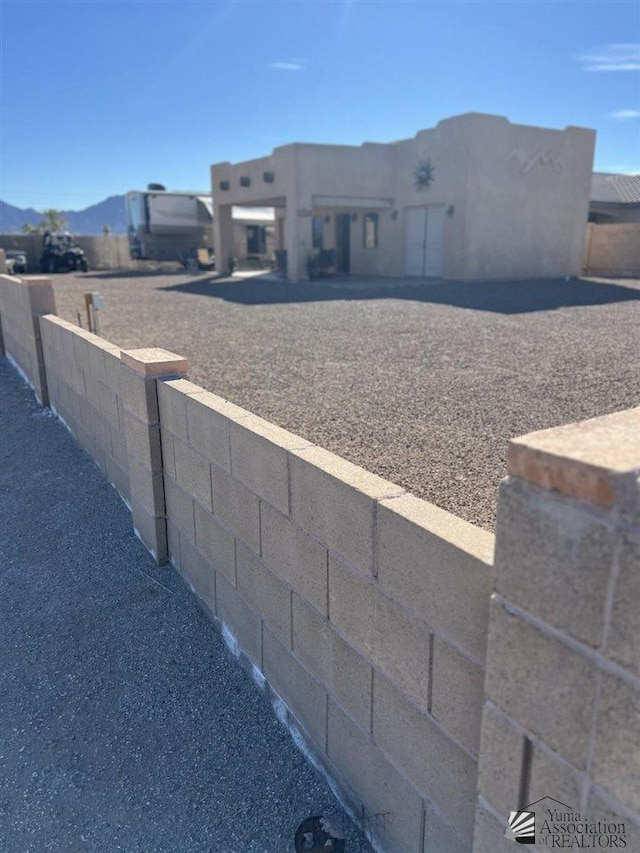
[{"xmin": 404, "ymin": 206, "xmax": 446, "ymax": 277}]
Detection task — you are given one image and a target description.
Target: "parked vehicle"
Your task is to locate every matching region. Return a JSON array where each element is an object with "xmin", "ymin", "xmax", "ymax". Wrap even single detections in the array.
[
  {"xmin": 5, "ymin": 250, "xmax": 27, "ymax": 275},
  {"xmin": 126, "ymin": 187, "xmax": 214, "ymax": 262},
  {"xmin": 39, "ymin": 232, "xmax": 89, "ymax": 273},
  {"xmin": 126, "ymin": 184, "xmax": 274, "ymax": 268}
]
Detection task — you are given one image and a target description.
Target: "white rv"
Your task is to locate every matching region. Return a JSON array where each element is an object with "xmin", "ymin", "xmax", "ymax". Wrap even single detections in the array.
[{"xmin": 126, "ymin": 186, "xmax": 274, "ymax": 266}]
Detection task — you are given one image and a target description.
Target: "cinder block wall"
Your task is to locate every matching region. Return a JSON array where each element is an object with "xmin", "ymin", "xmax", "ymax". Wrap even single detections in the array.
[
  {"xmin": 40, "ymin": 315, "xmax": 131, "ymax": 503},
  {"xmin": 157, "ymin": 377, "xmax": 495, "ymax": 852},
  {"xmin": 474, "ymin": 409, "xmax": 640, "ymax": 851},
  {"xmin": 38, "ymin": 319, "xmax": 190, "ymax": 561},
  {"xmin": 3, "ymin": 273, "xmax": 637, "ymax": 852},
  {"xmin": 0, "ymin": 274, "xmax": 55, "ymax": 404},
  {"xmin": 583, "ymin": 222, "xmax": 640, "ymax": 277},
  {"xmin": 75, "ymin": 236, "xmax": 131, "ymax": 270}
]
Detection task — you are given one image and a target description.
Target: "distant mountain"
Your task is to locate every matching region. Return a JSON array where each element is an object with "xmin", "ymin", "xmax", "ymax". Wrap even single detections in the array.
[
  {"xmin": 0, "ymin": 195, "xmax": 127, "ymax": 235},
  {"xmin": 64, "ymin": 196, "xmax": 127, "ymax": 235},
  {"xmin": 0, "ymin": 201, "xmax": 41, "ymax": 233}
]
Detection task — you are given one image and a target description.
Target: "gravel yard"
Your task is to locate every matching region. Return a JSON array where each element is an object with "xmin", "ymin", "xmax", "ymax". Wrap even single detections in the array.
[{"xmin": 52, "ymin": 271, "xmax": 640, "ymax": 530}]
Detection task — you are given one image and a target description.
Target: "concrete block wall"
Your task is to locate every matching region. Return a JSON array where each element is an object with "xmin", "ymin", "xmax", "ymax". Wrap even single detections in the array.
[
  {"xmin": 40, "ymin": 323, "xmax": 190, "ymax": 561},
  {"xmin": 0, "ymin": 272, "xmax": 186, "ymax": 562},
  {"xmin": 40, "ymin": 314, "xmax": 131, "ymax": 504},
  {"xmin": 157, "ymin": 377, "xmax": 495, "ymax": 852},
  {"xmin": 119, "ymin": 348, "xmax": 189, "ymax": 561},
  {"xmin": 4, "ymin": 271, "xmax": 638, "ymax": 852},
  {"xmin": 38, "ymin": 314, "xmax": 190, "ymax": 562},
  {"xmin": 0, "ymin": 274, "xmax": 56, "ymax": 404},
  {"xmin": 474, "ymin": 408, "xmax": 640, "ymax": 851},
  {"xmin": 583, "ymin": 222, "xmax": 640, "ymax": 277},
  {"xmin": 0, "ymin": 236, "xmax": 48, "ymax": 274},
  {"xmin": 0, "ymin": 235, "xmax": 145, "ymax": 272},
  {"xmin": 76, "ymin": 235, "xmax": 131, "ymax": 270}
]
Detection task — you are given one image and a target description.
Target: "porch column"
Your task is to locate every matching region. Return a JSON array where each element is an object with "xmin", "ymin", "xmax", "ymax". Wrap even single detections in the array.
[
  {"xmin": 285, "ymin": 195, "xmax": 312, "ymax": 283},
  {"xmin": 213, "ymin": 203, "xmax": 234, "ymax": 277},
  {"xmin": 275, "ymin": 212, "xmax": 286, "ymax": 251}
]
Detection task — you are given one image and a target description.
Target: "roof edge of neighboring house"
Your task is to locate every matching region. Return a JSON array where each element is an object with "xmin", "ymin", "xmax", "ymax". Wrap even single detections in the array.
[{"xmin": 591, "ymin": 172, "xmax": 640, "ymax": 204}]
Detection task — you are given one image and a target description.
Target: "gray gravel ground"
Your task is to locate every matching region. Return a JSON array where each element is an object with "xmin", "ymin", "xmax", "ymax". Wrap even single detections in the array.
[
  {"xmin": 0, "ymin": 359, "xmax": 372, "ymax": 853},
  {"xmin": 53, "ymin": 271, "xmax": 640, "ymax": 530}
]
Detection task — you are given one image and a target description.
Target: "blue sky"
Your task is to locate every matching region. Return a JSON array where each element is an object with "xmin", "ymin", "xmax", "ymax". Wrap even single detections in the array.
[{"xmin": 1, "ymin": 0, "xmax": 639, "ymax": 210}]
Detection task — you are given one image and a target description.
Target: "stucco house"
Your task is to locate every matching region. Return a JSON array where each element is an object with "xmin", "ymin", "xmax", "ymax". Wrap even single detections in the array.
[
  {"xmin": 589, "ymin": 172, "xmax": 640, "ymax": 223},
  {"xmin": 211, "ymin": 112, "xmax": 595, "ymax": 283}
]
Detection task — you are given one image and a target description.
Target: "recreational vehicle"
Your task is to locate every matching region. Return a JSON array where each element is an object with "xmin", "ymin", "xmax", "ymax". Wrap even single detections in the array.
[{"xmin": 126, "ymin": 186, "xmax": 274, "ymax": 267}]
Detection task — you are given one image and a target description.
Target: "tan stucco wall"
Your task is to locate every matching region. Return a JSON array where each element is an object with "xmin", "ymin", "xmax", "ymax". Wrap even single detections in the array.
[
  {"xmin": 459, "ymin": 115, "xmax": 594, "ymax": 279},
  {"xmin": 393, "ymin": 116, "xmax": 473, "ymax": 278},
  {"xmin": 211, "ymin": 113, "xmax": 595, "ymax": 282},
  {"xmin": 212, "ymin": 154, "xmax": 286, "ymax": 208}
]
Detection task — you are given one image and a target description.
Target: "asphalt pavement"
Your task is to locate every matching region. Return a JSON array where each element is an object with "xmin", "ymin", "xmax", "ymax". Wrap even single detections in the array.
[{"xmin": 0, "ymin": 357, "xmax": 372, "ymax": 853}]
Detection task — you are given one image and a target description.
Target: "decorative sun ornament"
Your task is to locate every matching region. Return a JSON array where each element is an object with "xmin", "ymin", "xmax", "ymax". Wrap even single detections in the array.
[{"xmin": 414, "ymin": 158, "xmax": 435, "ymax": 190}]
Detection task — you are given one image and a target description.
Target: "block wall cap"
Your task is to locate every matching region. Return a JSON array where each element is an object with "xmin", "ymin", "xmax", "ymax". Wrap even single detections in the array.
[
  {"xmin": 41, "ymin": 314, "xmax": 76, "ymax": 330},
  {"xmin": 292, "ymin": 445, "xmax": 406, "ymax": 500},
  {"xmin": 74, "ymin": 327, "xmax": 121, "ymax": 351},
  {"xmin": 232, "ymin": 413, "xmax": 313, "ymax": 451},
  {"xmin": 161, "ymin": 377, "xmax": 202, "ymax": 395},
  {"xmin": 508, "ymin": 407, "xmax": 640, "ymax": 507},
  {"xmin": 121, "ymin": 348, "xmax": 189, "ymax": 377},
  {"xmin": 187, "ymin": 387, "xmax": 254, "ymax": 422},
  {"xmin": 379, "ymin": 492, "xmax": 495, "ymax": 563},
  {"xmin": 41, "ymin": 315, "xmax": 120, "ymax": 354},
  {"xmin": 21, "ymin": 276, "xmax": 53, "ymax": 286}
]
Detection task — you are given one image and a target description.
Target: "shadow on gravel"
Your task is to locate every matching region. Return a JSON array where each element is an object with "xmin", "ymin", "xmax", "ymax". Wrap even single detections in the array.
[
  {"xmin": 158, "ymin": 275, "xmax": 640, "ymax": 315},
  {"xmin": 82, "ymin": 268, "xmax": 186, "ymax": 279}
]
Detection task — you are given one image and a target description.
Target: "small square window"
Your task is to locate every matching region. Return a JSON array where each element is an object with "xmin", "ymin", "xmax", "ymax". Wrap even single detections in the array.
[{"xmin": 363, "ymin": 213, "xmax": 378, "ymax": 249}]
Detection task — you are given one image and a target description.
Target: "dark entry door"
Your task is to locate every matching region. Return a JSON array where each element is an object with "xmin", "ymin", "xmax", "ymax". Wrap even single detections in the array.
[
  {"xmin": 336, "ymin": 214, "xmax": 351, "ymax": 273},
  {"xmin": 246, "ymin": 225, "xmax": 266, "ymax": 255}
]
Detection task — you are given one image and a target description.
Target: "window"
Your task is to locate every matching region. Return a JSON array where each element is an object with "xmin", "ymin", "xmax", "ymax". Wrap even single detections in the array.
[
  {"xmin": 126, "ymin": 193, "xmax": 146, "ymax": 232},
  {"xmin": 312, "ymin": 216, "xmax": 324, "ymax": 250},
  {"xmin": 363, "ymin": 213, "xmax": 378, "ymax": 249}
]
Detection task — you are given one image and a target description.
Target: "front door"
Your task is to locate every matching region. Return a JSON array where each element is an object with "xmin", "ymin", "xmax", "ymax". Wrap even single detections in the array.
[
  {"xmin": 246, "ymin": 225, "xmax": 266, "ymax": 255},
  {"xmin": 405, "ymin": 208, "xmax": 427, "ymax": 276},
  {"xmin": 336, "ymin": 214, "xmax": 351, "ymax": 273},
  {"xmin": 404, "ymin": 206, "xmax": 445, "ymax": 277}
]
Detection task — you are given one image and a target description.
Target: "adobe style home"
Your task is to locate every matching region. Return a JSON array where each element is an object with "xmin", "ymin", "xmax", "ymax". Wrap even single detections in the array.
[{"xmin": 211, "ymin": 112, "xmax": 595, "ymax": 283}]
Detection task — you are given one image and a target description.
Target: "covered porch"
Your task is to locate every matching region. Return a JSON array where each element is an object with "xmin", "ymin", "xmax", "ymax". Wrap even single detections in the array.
[
  {"xmin": 213, "ymin": 195, "xmax": 395, "ymax": 283},
  {"xmin": 211, "ymin": 143, "xmax": 398, "ymax": 283}
]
